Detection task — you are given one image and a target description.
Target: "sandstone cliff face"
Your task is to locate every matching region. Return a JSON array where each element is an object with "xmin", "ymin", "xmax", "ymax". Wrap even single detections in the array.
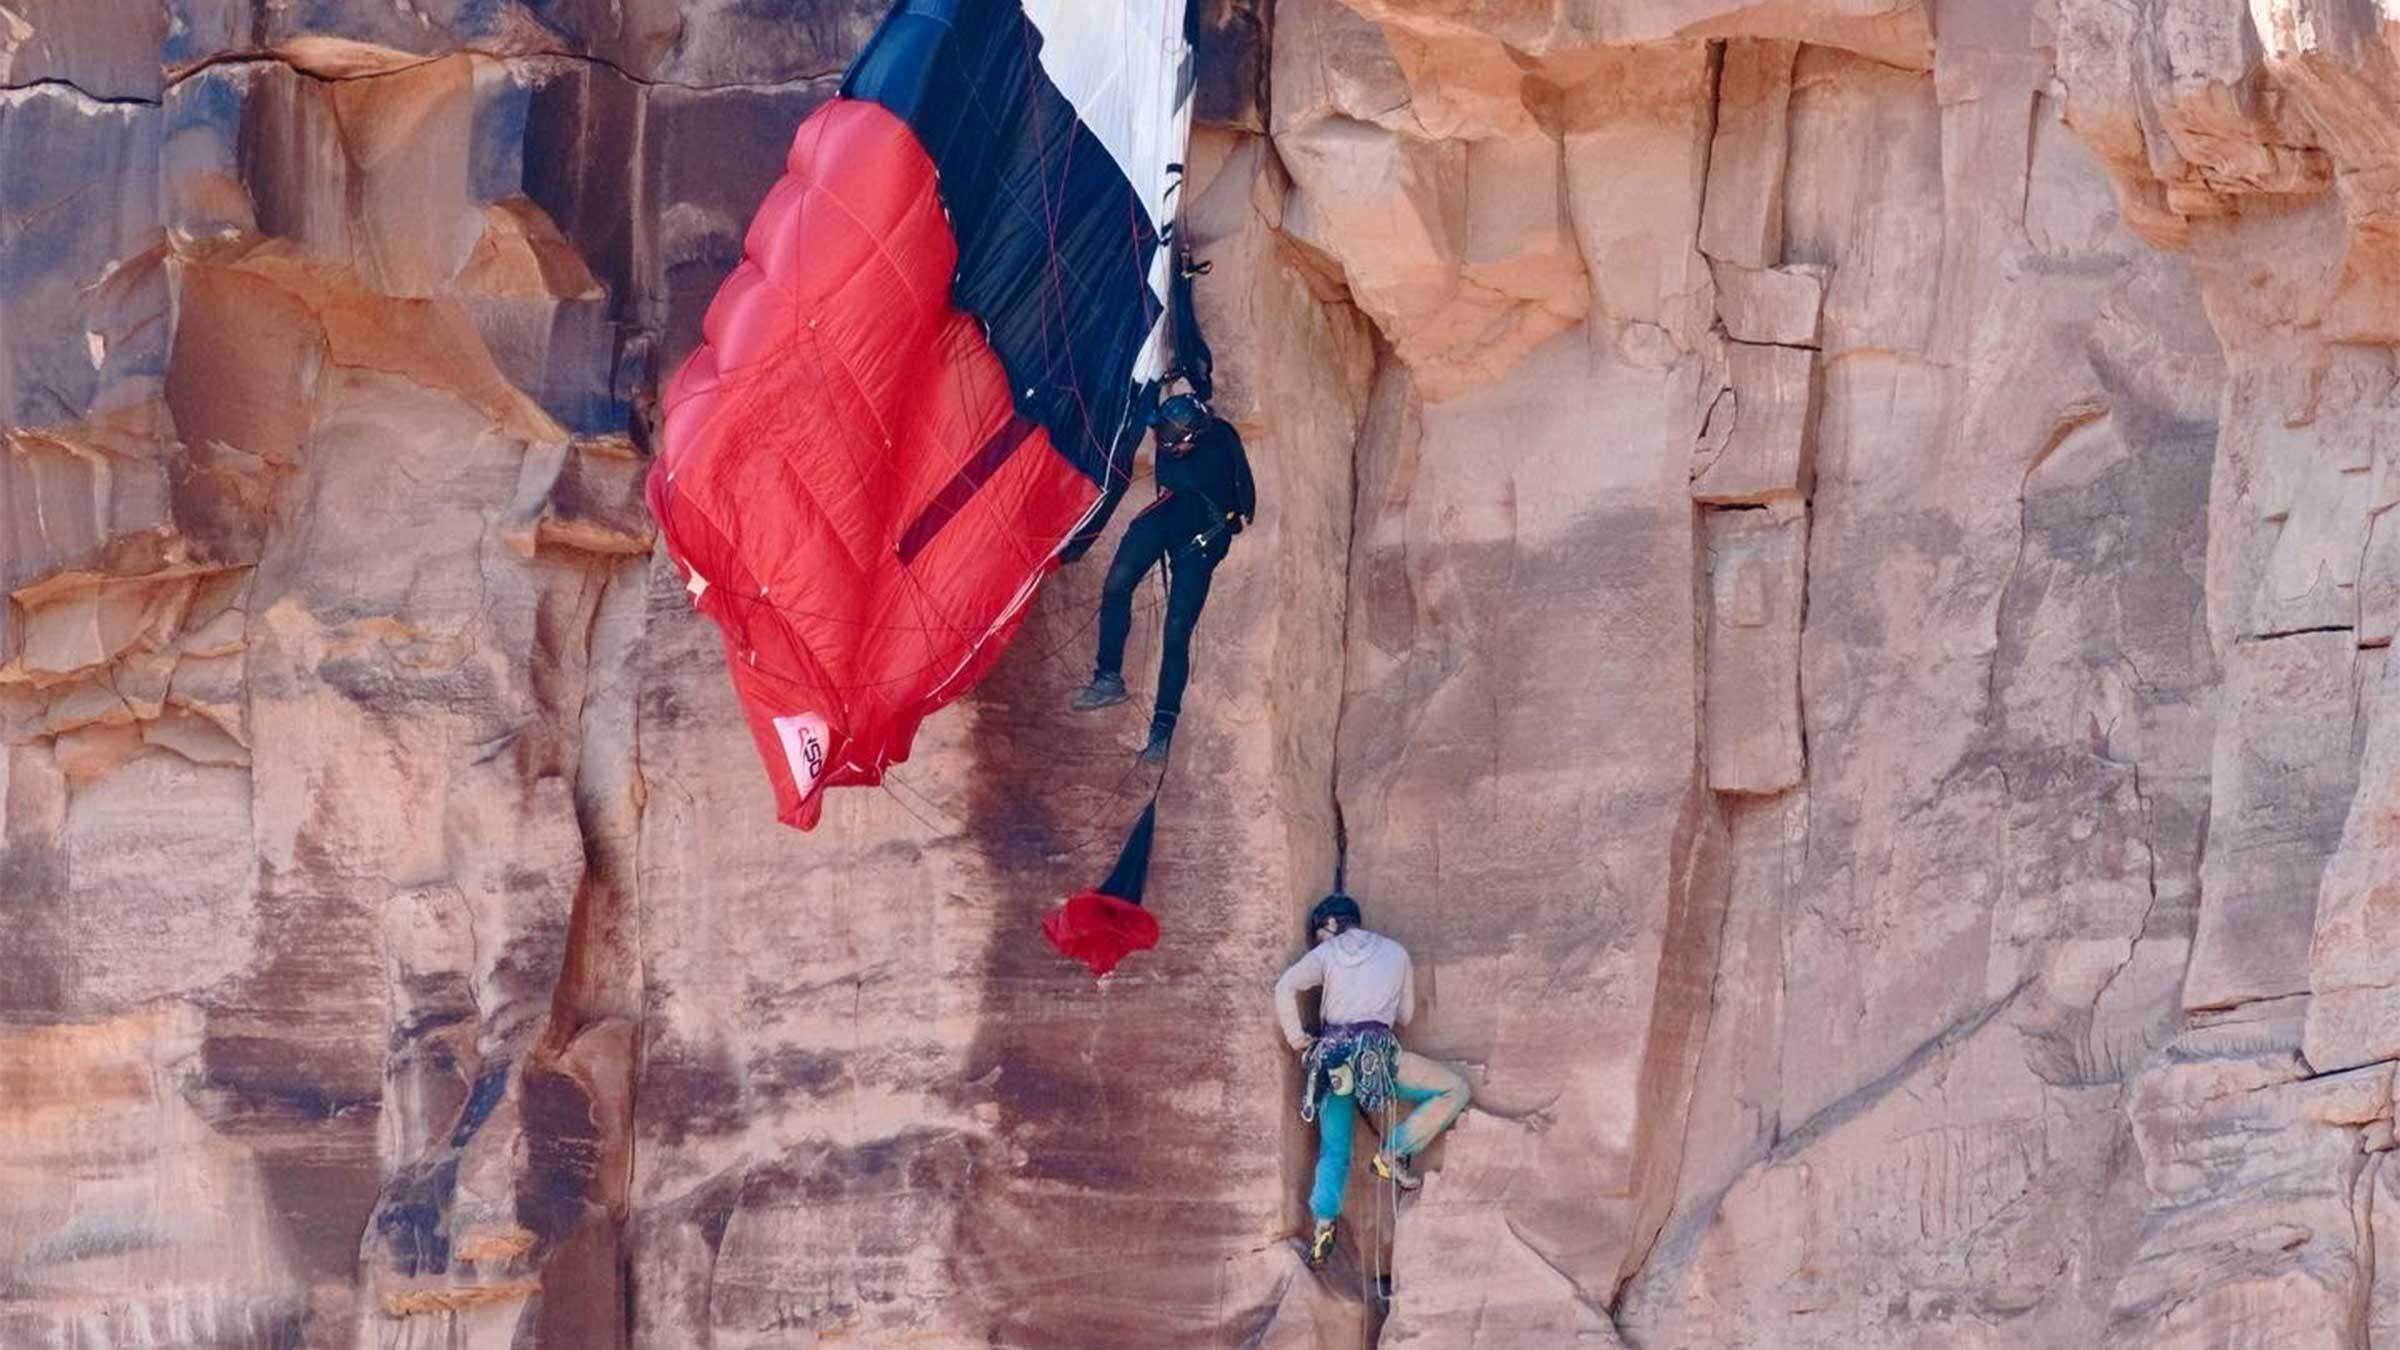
[{"xmin": 8, "ymin": 1, "xmax": 2400, "ymax": 1346}]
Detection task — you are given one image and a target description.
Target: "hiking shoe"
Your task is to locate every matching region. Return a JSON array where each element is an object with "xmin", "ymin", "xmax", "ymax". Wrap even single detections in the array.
[
  {"xmin": 1307, "ymin": 1219, "xmax": 1338, "ymax": 1268},
  {"xmin": 1371, "ymin": 1150, "xmax": 1421, "ymax": 1191},
  {"xmin": 1137, "ymin": 726, "xmax": 1173, "ymax": 767},
  {"xmin": 1071, "ymin": 673, "xmax": 1129, "ymax": 712}
]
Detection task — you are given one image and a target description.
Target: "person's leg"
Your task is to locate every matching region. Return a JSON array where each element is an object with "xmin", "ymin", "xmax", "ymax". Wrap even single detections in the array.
[
  {"xmin": 1311, "ymin": 1091, "xmax": 1356, "ymax": 1222},
  {"xmin": 1387, "ymin": 1050, "xmax": 1470, "ymax": 1159},
  {"xmin": 1081, "ymin": 515, "xmax": 1170, "ymax": 703},
  {"xmin": 1149, "ymin": 547, "xmax": 1219, "ymax": 737}
]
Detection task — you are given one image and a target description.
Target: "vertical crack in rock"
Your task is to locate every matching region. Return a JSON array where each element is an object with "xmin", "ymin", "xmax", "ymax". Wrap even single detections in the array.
[
  {"xmin": 547, "ymin": 555, "xmax": 647, "ymax": 1039},
  {"xmin": 2351, "ymin": 1146, "xmax": 2377, "ymax": 1345},
  {"xmin": 1328, "ymin": 343, "xmax": 1377, "ymax": 897},
  {"xmin": 547, "ymin": 549, "xmax": 652, "ymax": 1326},
  {"xmin": 2354, "ymin": 507, "xmax": 2390, "ymax": 648},
  {"xmin": 1988, "ymin": 401, "xmax": 2108, "ymax": 717},
  {"xmin": 2086, "ymin": 759, "xmax": 2166, "ymax": 1030},
  {"xmin": 1612, "ymin": 37, "xmax": 1799, "ymax": 1333},
  {"xmin": 1611, "ymin": 775, "xmax": 1734, "ymax": 1314},
  {"xmin": 1688, "ymin": 41, "xmax": 1728, "ymax": 268},
  {"xmin": 23, "ymin": 0, "xmax": 2400, "ymax": 1343}
]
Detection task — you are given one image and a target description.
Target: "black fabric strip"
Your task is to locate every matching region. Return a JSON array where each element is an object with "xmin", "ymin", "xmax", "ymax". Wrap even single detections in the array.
[
  {"xmin": 895, "ymin": 411, "xmax": 1037, "ymax": 563},
  {"xmin": 1101, "ymin": 798, "xmax": 1158, "ymax": 906},
  {"xmin": 845, "ymin": 0, "xmax": 1165, "ymax": 490}
]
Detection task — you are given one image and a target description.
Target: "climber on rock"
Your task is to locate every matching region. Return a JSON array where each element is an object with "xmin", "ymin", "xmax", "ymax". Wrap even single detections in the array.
[
  {"xmin": 1067, "ymin": 393, "xmax": 1255, "ymax": 766},
  {"xmin": 1274, "ymin": 892, "xmax": 1470, "ymax": 1268}
]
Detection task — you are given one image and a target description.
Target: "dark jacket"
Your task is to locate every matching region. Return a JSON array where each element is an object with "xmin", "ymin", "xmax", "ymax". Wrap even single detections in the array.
[
  {"xmin": 1147, "ymin": 419, "xmax": 1255, "ymax": 540},
  {"xmin": 1063, "ymin": 417, "xmax": 1256, "ymax": 562}
]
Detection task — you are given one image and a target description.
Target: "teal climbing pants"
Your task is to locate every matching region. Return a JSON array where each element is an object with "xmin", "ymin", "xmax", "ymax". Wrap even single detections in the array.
[{"xmin": 1310, "ymin": 1050, "xmax": 1470, "ymax": 1222}]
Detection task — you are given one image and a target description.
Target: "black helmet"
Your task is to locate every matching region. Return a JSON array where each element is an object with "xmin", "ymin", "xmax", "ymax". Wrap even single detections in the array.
[
  {"xmin": 1308, "ymin": 892, "xmax": 1361, "ymax": 936},
  {"xmin": 1151, "ymin": 393, "xmax": 1210, "ymax": 440}
]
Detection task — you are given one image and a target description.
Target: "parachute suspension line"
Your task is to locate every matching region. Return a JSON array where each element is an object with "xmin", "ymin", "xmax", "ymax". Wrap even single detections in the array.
[
  {"xmin": 1044, "ymin": 561, "xmax": 1181, "ymax": 882},
  {"xmin": 912, "ymin": 54, "xmax": 1054, "ymax": 572},
  {"xmin": 797, "ymin": 221, "xmax": 1038, "ymax": 711},
  {"xmin": 1381, "ymin": 1099, "xmax": 1400, "ymax": 1308},
  {"xmin": 874, "ymin": 775, "xmax": 953, "ymax": 836},
  {"xmin": 1036, "ymin": 0, "xmax": 1202, "ymax": 961},
  {"xmin": 922, "ymin": 110, "xmax": 1045, "ymax": 600},
  {"xmin": 777, "ymin": 265, "xmax": 947, "ymax": 668},
  {"xmin": 877, "ymin": 754, "xmax": 966, "ymax": 832},
  {"xmin": 701, "ymin": 310, "xmax": 881, "ymax": 717},
  {"xmin": 659, "ymin": 3, "xmax": 1208, "ymax": 831},
  {"xmin": 920, "ymin": 44, "xmax": 1056, "ymax": 575},
  {"xmin": 907, "ymin": 7, "xmax": 1133, "ymax": 709},
  {"xmin": 1372, "ymin": 1100, "xmax": 1392, "ymax": 1335},
  {"xmin": 913, "ymin": 0, "xmax": 1192, "ymax": 560},
  {"xmin": 871, "ymin": 577, "xmax": 1166, "ymax": 857},
  {"xmin": 1024, "ymin": 554, "xmax": 1166, "ymax": 670},
  {"xmin": 1014, "ymin": 12, "xmax": 1090, "ymax": 481},
  {"xmin": 914, "ymin": 0, "xmax": 1152, "ymax": 690},
  {"xmin": 1358, "ymin": 1096, "xmax": 1398, "ymax": 1336},
  {"xmin": 966, "ymin": 15, "xmax": 1110, "ymax": 556},
  {"xmin": 789, "ymin": 292, "xmax": 958, "ymax": 664}
]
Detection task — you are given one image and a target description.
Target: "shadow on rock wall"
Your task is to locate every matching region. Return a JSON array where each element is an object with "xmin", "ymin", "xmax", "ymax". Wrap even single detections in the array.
[{"xmin": 14, "ymin": 1, "xmax": 2400, "ymax": 1347}]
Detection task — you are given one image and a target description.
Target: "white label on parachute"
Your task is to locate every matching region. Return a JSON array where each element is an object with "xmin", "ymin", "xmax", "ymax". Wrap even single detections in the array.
[
  {"xmin": 773, "ymin": 712, "xmax": 830, "ymax": 792},
  {"xmin": 685, "ymin": 572, "xmax": 710, "ymax": 601}
]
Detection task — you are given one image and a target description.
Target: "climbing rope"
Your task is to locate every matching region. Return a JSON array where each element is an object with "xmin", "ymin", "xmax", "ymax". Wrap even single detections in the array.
[{"xmin": 1359, "ymin": 1097, "xmax": 1401, "ymax": 1342}]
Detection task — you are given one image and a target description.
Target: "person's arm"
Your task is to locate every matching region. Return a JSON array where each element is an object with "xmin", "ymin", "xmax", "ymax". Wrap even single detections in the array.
[
  {"xmin": 1397, "ymin": 952, "xmax": 1416, "ymax": 1028},
  {"xmin": 1196, "ymin": 426, "xmax": 1251, "ymax": 527},
  {"xmin": 1274, "ymin": 947, "xmax": 1325, "ymax": 1051}
]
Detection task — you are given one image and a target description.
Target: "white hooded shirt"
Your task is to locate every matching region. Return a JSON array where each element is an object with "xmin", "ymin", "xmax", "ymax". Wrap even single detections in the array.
[{"xmin": 1274, "ymin": 927, "xmax": 1415, "ymax": 1051}]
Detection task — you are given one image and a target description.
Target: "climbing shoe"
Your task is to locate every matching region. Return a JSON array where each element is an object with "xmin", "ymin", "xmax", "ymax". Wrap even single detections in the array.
[
  {"xmin": 1371, "ymin": 1150, "xmax": 1421, "ymax": 1191},
  {"xmin": 1137, "ymin": 725, "xmax": 1173, "ymax": 767},
  {"xmin": 1071, "ymin": 672, "xmax": 1129, "ymax": 712},
  {"xmin": 1307, "ymin": 1219, "xmax": 1338, "ymax": 1268}
]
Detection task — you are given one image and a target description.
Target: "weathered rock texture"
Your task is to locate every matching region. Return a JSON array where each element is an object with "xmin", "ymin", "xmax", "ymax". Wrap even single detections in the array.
[{"xmin": 12, "ymin": 0, "xmax": 2400, "ymax": 1347}]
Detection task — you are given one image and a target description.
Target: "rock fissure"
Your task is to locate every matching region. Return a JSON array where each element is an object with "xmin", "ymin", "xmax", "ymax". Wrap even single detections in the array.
[
  {"xmin": 1723, "ymin": 335, "xmax": 1820, "ymax": 353},
  {"xmin": 4, "ymin": 46, "xmax": 840, "ymax": 113},
  {"xmin": 1771, "ymin": 981, "xmax": 2030, "ymax": 1163},
  {"xmin": 2245, "ymin": 623, "xmax": 2358, "ymax": 642},
  {"xmin": 2088, "ymin": 758, "xmax": 2166, "ymax": 1021},
  {"xmin": 21, "ymin": 1, "xmax": 2400, "ymax": 1344},
  {"xmin": 0, "ymin": 74, "xmax": 156, "ymax": 107}
]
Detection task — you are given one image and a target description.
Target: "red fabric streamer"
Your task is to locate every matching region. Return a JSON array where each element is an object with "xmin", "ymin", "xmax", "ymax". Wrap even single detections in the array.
[{"xmin": 1040, "ymin": 890, "xmax": 1160, "ymax": 977}]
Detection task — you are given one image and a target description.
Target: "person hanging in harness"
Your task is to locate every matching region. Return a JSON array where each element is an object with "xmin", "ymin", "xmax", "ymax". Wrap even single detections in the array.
[
  {"xmin": 1275, "ymin": 892, "xmax": 1471, "ymax": 1268},
  {"xmin": 1067, "ymin": 392, "xmax": 1255, "ymax": 765}
]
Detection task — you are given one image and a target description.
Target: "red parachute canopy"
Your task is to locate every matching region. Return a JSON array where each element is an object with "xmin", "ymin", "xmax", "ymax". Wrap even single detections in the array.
[
  {"xmin": 648, "ymin": 101, "xmax": 1088, "ymax": 827},
  {"xmin": 1041, "ymin": 799, "xmax": 1161, "ymax": 976},
  {"xmin": 648, "ymin": 0, "xmax": 1197, "ymax": 828}
]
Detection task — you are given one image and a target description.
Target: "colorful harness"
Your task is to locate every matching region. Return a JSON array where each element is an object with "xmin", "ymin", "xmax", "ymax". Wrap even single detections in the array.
[{"xmin": 1300, "ymin": 1021, "xmax": 1401, "ymax": 1122}]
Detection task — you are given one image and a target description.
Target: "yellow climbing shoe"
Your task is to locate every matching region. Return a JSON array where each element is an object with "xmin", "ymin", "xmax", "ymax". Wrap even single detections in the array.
[{"xmin": 1308, "ymin": 1219, "xmax": 1338, "ymax": 1268}]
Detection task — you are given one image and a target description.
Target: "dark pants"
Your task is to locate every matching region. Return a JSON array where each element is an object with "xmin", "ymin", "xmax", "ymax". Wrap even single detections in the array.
[{"xmin": 1095, "ymin": 507, "xmax": 1223, "ymax": 734}]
